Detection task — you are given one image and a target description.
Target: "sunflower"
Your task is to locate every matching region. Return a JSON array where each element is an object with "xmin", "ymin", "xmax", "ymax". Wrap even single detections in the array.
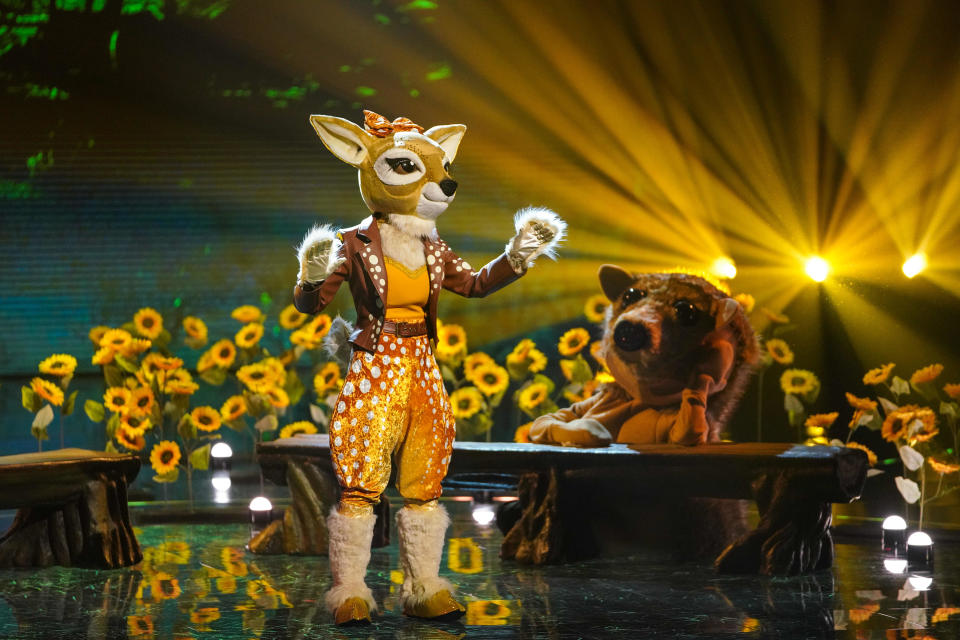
[
  {"xmin": 231, "ymin": 305, "xmax": 263, "ymax": 323},
  {"xmin": 564, "ymin": 378, "xmax": 600, "ymax": 404},
  {"xmin": 764, "ymin": 339, "xmax": 794, "ymax": 365},
  {"xmin": 150, "ymin": 571, "xmax": 182, "ymax": 600},
  {"xmin": 473, "ymin": 363, "xmax": 510, "ymax": 396},
  {"xmin": 881, "ymin": 405, "xmax": 937, "ymax": 443},
  {"xmin": 734, "ymin": 293, "xmax": 755, "ymax": 313},
  {"xmin": 164, "ymin": 369, "xmax": 199, "ymax": 395},
  {"xmin": 290, "ymin": 327, "xmax": 320, "ymax": 349},
  {"xmin": 845, "ymin": 392, "xmax": 877, "ymax": 411},
  {"xmin": 100, "ymin": 328, "xmax": 133, "ymax": 351},
  {"xmin": 279, "ymin": 304, "xmax": 308, "ymax": 329},
  {"xmin": 197, "ymin": 350, "xmax": 216, "ymax": 373},
  {"xmin": 220, "ymin": 395, "xmax": 246, "ymax": 422},
  {"xmin": 153, "ymin": 355, "xmax": 184, "ymax": 371},
  {"xmin": 210, "ymin": 339, "xmax": 237, "ymax": 368},
  {"xmin": 121, "ymin": 338, "xmax": 152, "ymax": 357},
  {"xmin": 115, "ymin": 425, "xmax": 146, "ymax": 451},
  {"xmin": 190, "ymin": 607, "xmax": 221, "ymax": 626},
  {"xmin": 863, "ymin": 363, "xmax": 895, "ymax": 385},
  {"xmin": 584, "ymin": 294, "xmax": 609, "ymax": 323},
  {"xmin": 235, "ymin": 322, "xmax": 264, "ymax": 349},
  {"xmin": 237, "ymin": 362, "xmax": 278, "ymax": 393},
  {"xmin": 450, "ymin": 387, "xmax": 484, "ymax": 419},
  {"xmin": 31, "ymin": 377, "xmax": 64, "ymax": 406},
  {"xmin": 944, "ymin": 383, "xmax": 960, "ymax": 399},
  {"xmin": 139, "ymin": 353, "xmax": 165, "ymax": 380},
  {"xmin": 844, "ymin": 442, "xmax": 878, "ymax": 467},
  {"xmin": 780, "ymin": 369, "xmax": 819, "ymax": 395},
  {"xmin": 92, "ymin": 347, "xmax": 115, "ymax": 365},
  {"xmin": 191, "ymin": 406, "xmax": 222, "ymax": 432},
  {"xmin": 929, "ymin": 458, "xmax": 960, "ymax": 475},
  {"xmin": 133, "ymin": 307, "xmax": 163, "ymax": 339},
  {"xmin": 150, "ymin": 440, "xmax": 182, "ymax": 475},
  {"xmin": 761, "ymin": 308, "xmax": 789, "ymax": 324},
  {"xmin": 463, "ymin": 352, "xmax": 495, "ymax": 383},
  {"xmin": 518, "ymin": 382, "xmax": 550, "ymax": 412},
  {"xmin": 264, "ymin": 387, "xmax": 290, "ymax": 408},
  {"xmin": 514, "ymin": 422, "xmax": 532, "ymax": 443},
  {"xmin": 314, "ymin": 362, "xmax": 342, "ymax": 395},
  {"xmin": 89, "ymin": 325, "xmax": 111, "ymax": 345},
  {"xmin": 558, "ymin": 328, "xmax": 590, "ymax": 356},
  {"xmin": 183, "ymin": 316, "xmax": 208, "ymax": 341},
  {"xmin": 261, "ymin": 357, "xmax": 288, "ymax": 387},
  {"xmin": 127, "ymin": 615, "xmax": 154, "ymax": 636},
  {"xmin": 279, "ymin": 421, "xmax": 318, "ymax": 439},
  {"xmin": 507, "ymin": 339, "xmax": 548, "ymax": 376},
  {"xmin": 38, "ymin": 353, "xmax": 77, "ymax": 377},
  {"xmin": 804, "ymin": 412, "xmax": 837, "ymax": 437},
  {"xmin": 103, "ymin": 386, "xmax": 132, "ymax": 414},
  {"xmin": 910, "ymin": 363, "xmax": 943, "ymax": 386},
  {"xmin": 436, "ymin": 324, "xmax": 468, "ymax": 361}
]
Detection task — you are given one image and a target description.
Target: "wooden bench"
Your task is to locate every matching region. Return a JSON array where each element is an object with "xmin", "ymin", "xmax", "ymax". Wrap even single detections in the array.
[
  {"xmin": 0, "ymin": 448, "xmax": 143, "ymax": 568},
  {"xmin": 253, "ymin": 435, "xmax": 868, "ymax": 576}
]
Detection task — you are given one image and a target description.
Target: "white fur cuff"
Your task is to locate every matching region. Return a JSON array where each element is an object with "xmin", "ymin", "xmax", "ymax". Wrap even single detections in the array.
[
  {"xmin": 296, "ymin": 223, "xmax": 342, "ymax": 284},
  {"xmin": 506, "ymin": 207, "xmax": 567, "ymax": 273},
  {"xmin": 325, "ymin": 508, "xmax": 378, "ymax": 613}
]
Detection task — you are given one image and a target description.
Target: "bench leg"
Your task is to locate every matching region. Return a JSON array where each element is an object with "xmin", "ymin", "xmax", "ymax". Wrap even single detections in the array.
[
  {"xmin": 715, "ymin": 470, "xmax": 833, "ymax": 575},
  {"xmin": 249, "ymin": 460, "xmax": 390, "ymax": 555}
]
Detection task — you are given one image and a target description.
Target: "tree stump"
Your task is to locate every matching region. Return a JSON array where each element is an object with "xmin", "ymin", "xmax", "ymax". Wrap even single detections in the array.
[{"xmin": 0, "ymin": 449, "xmax": 142, "ymax": 569}]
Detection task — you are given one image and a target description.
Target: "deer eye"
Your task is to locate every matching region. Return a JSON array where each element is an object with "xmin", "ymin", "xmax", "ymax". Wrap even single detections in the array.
[{"xmin": 386, "ymin": 157, "xmax": 420, "ymax": 174}]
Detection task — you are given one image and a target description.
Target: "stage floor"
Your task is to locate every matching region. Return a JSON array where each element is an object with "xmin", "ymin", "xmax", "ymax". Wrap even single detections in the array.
[{"xmin": 1, "ymin": 499, "xmax": 958, "ymax": 639}]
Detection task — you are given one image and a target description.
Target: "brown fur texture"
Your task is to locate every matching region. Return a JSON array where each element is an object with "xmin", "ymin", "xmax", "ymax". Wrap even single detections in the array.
[{"xmin": 531, "ymin": 265, "xmax": 759, "ymax": 446}]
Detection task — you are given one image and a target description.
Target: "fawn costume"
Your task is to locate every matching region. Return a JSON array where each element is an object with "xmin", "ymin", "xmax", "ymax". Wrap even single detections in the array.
[{"xmin": 294, "ymin": 111, "xmax": 565, "ymax": 624}]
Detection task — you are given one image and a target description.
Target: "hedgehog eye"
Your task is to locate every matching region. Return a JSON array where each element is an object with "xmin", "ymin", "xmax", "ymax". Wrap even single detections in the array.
[
  {"xmin": 386, "ymin": 157, "xmax": 420, "ymax": 174},
  {"xmin": 620, "ymin": 288, "xmax": 646, "ymax": 307},
  {"xmin": 673, "ymin": 299, "xmax": 700, "ymax": 326}
]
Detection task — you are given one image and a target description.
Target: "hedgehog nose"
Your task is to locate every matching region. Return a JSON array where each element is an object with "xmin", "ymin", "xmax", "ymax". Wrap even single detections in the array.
[
  {"xmin": 613, "ymin": 321, "xmax": 650, "ymax": 352},
  {"xmin": 439, "ymin": 179, "xmax": 458, "ymax": 197}
]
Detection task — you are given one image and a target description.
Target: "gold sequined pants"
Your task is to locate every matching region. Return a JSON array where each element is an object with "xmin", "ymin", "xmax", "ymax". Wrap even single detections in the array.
[{"xmin": 329, "ymin": 333, "xmax": 456, "ymax": 517}]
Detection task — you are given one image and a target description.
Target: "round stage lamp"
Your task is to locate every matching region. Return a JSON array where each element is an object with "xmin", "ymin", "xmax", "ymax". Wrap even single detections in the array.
[
  {"xmin": 472, "ymin": 503, "xmax": 496, "ymax": 526},
  {"xmin": 908, "ymin": 574, "xmax": 933, "ymax": 591},
  {"xmin": 881, "ymin": 515, "xmax": 908, "ymax": 554},
  {"xmin": 906, "ymin": 531, "xmax": 934, "ymax": 570},
  {"xmin": 711, "ymin": 257, "xmax": 737, "ymax": 280},
  {"xmin": 902, "ymin": 253, "xmax": 927, "ymax": 278},
  {"xmin": 210, "ymin": 441, "xmax": 233, "ymax": 472},
  {"xmin": 249, "ymin": 496, "xmax": 274, "ymax": 535},
  {"xmin": 883, "ymin": 557, "xmax": 908, "ymax": 574},
  {"xmin": 211, "ymin": 473, "xmax": 231, "ymax": 504},
  {"xmin": 804, "ymin": 256, "xmax": 829, "ymax": 282}
]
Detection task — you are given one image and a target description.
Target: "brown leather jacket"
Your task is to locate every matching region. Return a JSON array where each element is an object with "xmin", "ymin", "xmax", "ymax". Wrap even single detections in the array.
[{"xmin": 294, "ymin": 216, "xmax": 523, "ymax": 352}]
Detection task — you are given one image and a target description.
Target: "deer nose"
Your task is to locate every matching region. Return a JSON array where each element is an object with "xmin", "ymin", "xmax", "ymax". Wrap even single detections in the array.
[
  {"xmin": 439, "ymin": 179, "xmax": 458, "ymax": 197},
  {"xmin": 613, "ymin": 320, "xmax": 650, "ymax": 352}
]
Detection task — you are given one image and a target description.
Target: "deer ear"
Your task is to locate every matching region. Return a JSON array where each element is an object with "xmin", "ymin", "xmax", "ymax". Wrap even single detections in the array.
[
  {"xmin": 424, "ymin": 124, "xmax": 467, "ymax": 162},
  {"xmin": 713, "ymin": 297, "xmax": 741, "ymax": 329},
  {"xmin": 309, "ymin": 114, "xmax": 372, "ymax": 167},
  {"xmin": 598, "ymin": 264, "xmax": 636, "ymax": 302}
]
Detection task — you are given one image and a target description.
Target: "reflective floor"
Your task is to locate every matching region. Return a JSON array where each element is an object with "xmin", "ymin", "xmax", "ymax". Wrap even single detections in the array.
[{"xmin": 1, "ymin": 500, "xmax": 959, "ymax": 639}]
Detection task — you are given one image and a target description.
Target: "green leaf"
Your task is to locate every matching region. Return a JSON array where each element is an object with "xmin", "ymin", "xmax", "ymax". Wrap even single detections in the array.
[
  {"xmin": 178, "ymin": 414, "xmax": 198, "ymax": 440},
  {"xmin": 440, "ymin": 364, "xmax": 458, "ymax": 384},
  {"xmin": 105, "ymin": 440, "xmax": 119, "ymax": 453},
  {"xmin": 771, "ymin": 323, "xmax": 797, "ymax": 337},
  {"xmin": 62, "ymin": 390, "xmax": 79, "ymax": 417},
  {"xmin": 103, "ymin": 364, "xmax": 125, "ymax": 388},
  {"xmin": 184, "ymin": 336, "xmax": 207, "ymax": 350},
  {"xmin": 859, "ymin": 411, "xmax": 878, "ymax": 430},
  {"xmin": 21, "ymin": 386, "xmax": 41, "ymax": 413},
  {"xmin": 562, "ymin": 356, "xmax": 593, "ymax": 384},
  {"xmin": 255, "ymin": 414, "xmax": 278, "ymax": 433},
  {"xmin": 940, "ymin": 401, "xmax": 958, "ymax": 418},
  {"xmin": 783, "ymin": 393, "xmax": 803, "ymax": 414},
  {"xmin": 85, "ymin": 399, "xmax": 106, "ymax": 423},
  {"xmin": 105, "ymin": 413, "xmax": 120, "ymax": 439},
  {"xmin": 225, "ymin": 418, "xmax": 248, "ymax": 433},
  {"xmin": 878, "ymin": 397, "xmax": 899, "ymax": 416},
  {"xmin": 284, "ymin": 369, "xmax": 305, "ymax": 406},
  {"xmin": 200, "ymin": 367, "xmax": 227, "ymax": 386},
  {"xmin": 114, "ymin": 354, "xmax": 139, "ymax": 373},
  {"xmin": 891, "ymin": 376, "xmax": 911, "ymax": 397},
  {"xmin": 456, "ymin": 412, "xmax": 492, "ymax": 439},
  {"xmin": 32, "ymin": 405, "xmax": 54, "ymax": 440},
  {"xmin": 153, "ymin": 467, "xmax": 180, "ymax": 483},
  {"xmin": 532, "ymin": 374, "xmax": 556, "ymax": 395},
  {"xmin": 189, "ymin": 444, "xmax": 211, "ymax": 471},
  {"xmin": 245, "ymin": 393, "xmax": 269, "ymax": 418},
  {"xmin": 153, "ymin": 328, "xmax": 172, "ymax": 349}
]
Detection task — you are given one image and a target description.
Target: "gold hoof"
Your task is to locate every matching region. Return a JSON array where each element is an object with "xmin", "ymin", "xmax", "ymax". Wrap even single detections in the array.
[
  {"xmin": 334, "ymin": 597, "xmax": 372, "ymax": 625},
  {"xmin": 404, "ymin": 589, "xmax": 467, "ymax": 620}
]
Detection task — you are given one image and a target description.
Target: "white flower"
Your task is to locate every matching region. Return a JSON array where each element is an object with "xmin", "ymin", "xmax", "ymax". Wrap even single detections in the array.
[{"xmin": 894, "ymin": 476, "xmax": 921, "ymax": 504}]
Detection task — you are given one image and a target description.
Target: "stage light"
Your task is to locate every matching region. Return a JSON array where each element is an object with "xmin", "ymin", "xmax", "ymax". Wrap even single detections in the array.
[
  {"xmin": 805, "ymin": 256, "xmax": 829, "ymax": 282},
  {"xmin": 908, "ymin": 574, "xmax": 933, "ymax": 591},
  {"xmin": 907, "ymin": 531, "xmax": 934, "ymax": 570},
  {"xmin": 211, "ymin": 474, "xmax": 231, "ymax": 491},
  {"xmin": 881, "ymin": 515, "xmax": 908, "ymax": 554},
  {"xmin": 472, "ymin": 503, "xmax": 496, "ymax": 526},
  {"xmin": 883, "ymin": 557, "xmax": 907, "ymax": 574},
  {"xmin": 711, "ymin": 257, "xmax": 737, "ymax": 280},
  {"xmin": 211, "ymin": 441, "xmax": 233, "ymax": 472},
  {"xmin": 249, "ymin": 496, "xmax": 274, "ymax": 536},
  {"xmin": 902, "ymin": 252, "xmax": 927, "ymax": 278}
]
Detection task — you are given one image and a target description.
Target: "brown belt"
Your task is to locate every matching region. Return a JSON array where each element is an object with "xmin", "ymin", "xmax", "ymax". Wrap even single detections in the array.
[{"xmin": 381, "ymin": 319, "xmax": 428, "ymax": 337}]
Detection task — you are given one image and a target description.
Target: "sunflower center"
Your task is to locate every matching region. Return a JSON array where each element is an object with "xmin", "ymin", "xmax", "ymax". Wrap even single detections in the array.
[
  {"xmin": 791, "ymin": 377, "xmax": 804, "ymax": 387},
  {"xmin": 199, "ymin": 416, "xmax": 211, "ymax": 425},
  {"xmin": 142, "ymin": 317, "xmax": 154, "ymax": 328},
  {"xmin": 484, "ymin": 374, "xmax": 497, "ymax": 384},
  {"xmin": 160, "ymin": 450, "xmax": 174, "ymax": 464}
]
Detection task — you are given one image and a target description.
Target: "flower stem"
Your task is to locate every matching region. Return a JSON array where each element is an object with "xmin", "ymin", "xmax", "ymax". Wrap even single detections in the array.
[
  {"xmin": 59, "ymin": 410, "xmax": 65, "ymax": 449},
  {"xmin": 919, "ymin": 465, "xmax": 927, "ymax": 530},
  {"xmin": 756, "ymin": 368, "xmax": 765, "ymax": 442}
]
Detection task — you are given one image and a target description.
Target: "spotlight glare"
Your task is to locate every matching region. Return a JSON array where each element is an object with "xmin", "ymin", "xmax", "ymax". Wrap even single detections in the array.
[
  {"xmin": 902, "ymin": 252, "xmax": 927, "ymax": 278},
  {"xmin": 472, "ymin": 503, "xmax": 496, "ymax": 526},
  {"xmin": 804, "ymin": 256, "xmax": 829, "ymax": 282},
  {"xmin": 711, "ymin": 257, "xmax": 737, "ymax": 280}
]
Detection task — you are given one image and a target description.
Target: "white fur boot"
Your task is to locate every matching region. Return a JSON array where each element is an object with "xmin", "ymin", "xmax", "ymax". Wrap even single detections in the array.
[
  {"xmin": 396, "ymin": 503, "xmax": 466, "ymax": 619},
  {"xmin": 325, "ymin": 508, "xmax": 377, "ymax": 624}
]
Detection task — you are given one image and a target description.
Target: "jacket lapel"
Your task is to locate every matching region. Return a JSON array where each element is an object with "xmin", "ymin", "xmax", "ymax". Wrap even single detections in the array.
[
  {"xmin": 423, "ymin": 236, "xmax": 444, "ymax": 312},
  {"xmin": 356, "ymin": 216, "xmax": 387, "ymax": 310}
]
